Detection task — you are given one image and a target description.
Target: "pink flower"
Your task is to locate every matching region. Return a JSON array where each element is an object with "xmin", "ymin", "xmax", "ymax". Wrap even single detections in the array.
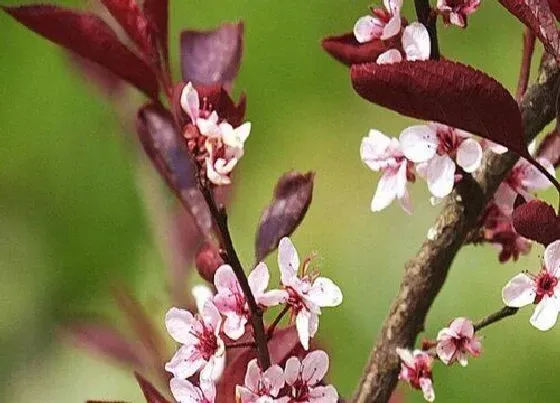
[
  {"xmin": 353, "ymin": 0, "xmax": 403, "ymax": 43},
  {"xmin": 399, "ymin": 123, "xmax": 482, "ymax": 198},
  {"xmin": 376, "ymin": 22, "xmax": 431, "ymax": 64},
  {"xmin": 276, "ymin": 238, "xmax": 343, "ymax": 350},
  {"xmin": 360, "ymin": 129, "xmax": 413, "ymax": 213},
  {"xmin": 213, "ymin": 263, "xmax": 286, "ymax": 340},
  {"xmin": 180, "ymin": 82, "xmax": 251, "ymax": 185},
  {"xmin": 170, "ymin": 377, "xmax": 216, "ymax": 403},
  {"xmin": 165, "ymin": 300, "xmax": 225, "ymax": 381},
  {"xmin": 396, "ymin": 348, "xmax": 435, "ymax": 402},
  {"xmin": 236, "ymin": 359, "xmax": 288, "ymax": 403},
  {"xmin": 436, "ymin": 0, "xmax": 481, "ymax": 28},
  {"xmin": 494, "ymin": 157, "xmax": 555, "ymax": 212},
  {"xmin": 502, "ymin": 240, "xmax": 560, "ymax": 331},
  {"xmin": 284, "ymin": 350, "xmax": 339, "ymax": 403},
  {"xmin": 436, "ymin": 317, "xmax": 481, "ymax": 366}
]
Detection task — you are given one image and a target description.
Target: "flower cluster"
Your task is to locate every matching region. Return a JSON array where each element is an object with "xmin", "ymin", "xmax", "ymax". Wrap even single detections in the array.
[
  {"xmin": 397, "ymin": 317, "xmax": 481, "ymax": 401},
  {"xmin": 181, "ymin": 82, "xmax": 251, "ymax": 185},
  {"xmin": 236, "ymin": 351, "xmax": 338, "ymax": 403},
  {"xmin": 361, "ymin": 123, "xmax": 488, "ymax": 213},
  {"xmin": 165, "ymin": 237, "xmax": 342, "ymax": 402}
]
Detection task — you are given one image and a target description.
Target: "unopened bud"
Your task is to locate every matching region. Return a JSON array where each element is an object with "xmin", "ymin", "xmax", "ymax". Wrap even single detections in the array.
[{"xmin": 195, "ymin": 242, "xmax": 224, "ymax": 283}]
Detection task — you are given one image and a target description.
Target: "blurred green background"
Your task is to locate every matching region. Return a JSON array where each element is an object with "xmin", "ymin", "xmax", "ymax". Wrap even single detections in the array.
[{"xmin": 1, "ymin": 0, "xmax": 558, "ymax": 401}]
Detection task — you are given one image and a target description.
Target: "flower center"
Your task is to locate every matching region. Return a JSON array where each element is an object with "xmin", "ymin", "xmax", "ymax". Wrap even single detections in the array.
[
  {"xmin": 195, "ymin": 324, "xmax": 219, "ymax": 361},
  {"xmin": 286, "ymin": 286, "xmax": 307, "ymax": 313},
  {"xmin": 535, "ymin": 271, "xmax": 558, "ymax": 302},
  {"xmin": 436, "ymin": 126, "xmax": 462, "ymax": 156}
]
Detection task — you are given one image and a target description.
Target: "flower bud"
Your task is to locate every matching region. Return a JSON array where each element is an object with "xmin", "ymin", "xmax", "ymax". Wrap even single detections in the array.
[{"xmin": 195, "ymin": 242, "xmax": 224, "ymax": 283}]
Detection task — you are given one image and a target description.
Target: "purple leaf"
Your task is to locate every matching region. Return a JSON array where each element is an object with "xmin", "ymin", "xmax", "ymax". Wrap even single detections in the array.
[
  {"xmin": 321, "ymin": 32, "xmax": 400, "ymax": 66},
  {"xmin": 2, "ymin": 5, "xmax": 159, "ymax": 99},
  {"xmin": 63, "ymin": 322, "xmax": 142, "ymax": 368},
  {"xmin": 136, "ymin": 103, "xmax": 213, "ymax": 238},
  {"xmin": 143, "ymin": 0, "xmax": 169, "ymax": 61},
  {"xmin": 134, "ymin": 373, "xmax": 171, "ymax": 403},
  {"xmin": 255, "ymin": 172, "xmax": 314, "ymax": 262},
  {"xmin": 512, "ymin": 199, "xmax": 560, "ymax": 245},
  {"xmin": 351, "ymin": 60, "xmax": 527, "ymax": 156},
  {"xmin": 180, "ymin": 22, "xmax": 244, "ymax": 86}
]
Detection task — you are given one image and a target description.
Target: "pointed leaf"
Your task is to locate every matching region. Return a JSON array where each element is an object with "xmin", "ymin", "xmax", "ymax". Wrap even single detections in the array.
[
  {"xmin": 100, "ymin": 0, "xmax": 153, "ymax": 55},
  {"xmin": 255, "ymin": 172, "xmax": 314, "ymax": 262},
  {"xmin": 136, "ymin": 103, "xmax": 213, "ymax": 237},
  {"xmin": 351, "ymin": 60, "xmax": 527, "ymax": 156},
  {"xmin": 498, "ymin": 0, "xmax": 560, "ymax": 61},
  {"xmin": 321, "ymin": 32, "xmax": 400, "ymax": 66},
  {"xmin": 2, "ymin": 5, "xmax": 159, "ymax": 99},
  {"xmin": 181, "ymin": 22, "xmax": 244, "ymax": 86},
  {"xmin": 63, "ymin": 322, "xmax": 142, "ymax": 368},
  {"xmin": 143, "ymin": 0, "xmax": 169, "ymax": 60},
  {"xmin": 135, "ymin": 373, "xmax": 171, "ymax": 403},
  {"xmin": 512, "ymin": 199, "xmax": 560, "ymax": 245}
]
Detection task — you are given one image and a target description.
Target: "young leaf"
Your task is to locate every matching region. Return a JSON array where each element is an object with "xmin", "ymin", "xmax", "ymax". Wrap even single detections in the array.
[
  {"xmin": 512, "ymin": 199, "xmax": 560, "ymax": 245},
  {"xmin": 134, "ymin": 373, "xmax": 171, "ymax": 403},
  {"xmin": 143, "ymin": 0, "xmax": 169, "ymax": 60},
  {"xmin": 100, "ymin": 0, "xmax": 153, "ymax": 55},
  {"xmin": 136, "ymin": 103, "xmax": 213, "ymax": 238},
  {"xmin": 321, "ymin": 32, "xmax": 400, "ymax": 66},
  {"xmin": 498, "ymin": 0, "xmax": 560, "ymax": 61},
  {"xmin": 180, "ymin": 22, "xmax": 244, "ymax": 86},
  {"xmin": 2, "ymin": 5, "xmax": 159, "ymax": 100},
  {"xmin": 351, "ymin": 60, "xmax": 527, "ymax": 156},
  {"xmin": 255, "ymin": 172, "xmax": 314, "ymax": 262},
  {"xmin": 63, "ymin": 322, "xmax": 142, "ymax": 368}
]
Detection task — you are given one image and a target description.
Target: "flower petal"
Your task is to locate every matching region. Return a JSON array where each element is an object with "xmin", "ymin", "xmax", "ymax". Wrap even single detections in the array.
[
  {"xmin": 502, "ymin": 273, "xmax": 536, "ymax": 307},
  {"xmin": 370, "ymin": 169, "xmax": 399, "ymax": 212},
  {"xmin": 170, "ymin": 377, "xmax": 203, "ymax": 402},
  {"xmin": 200, "ymin": 343, "xmax": 226, "ymax": 381},
  {"xmin": 165, "ymin": 307, "xmax": 197, "ymax": 344},
  {"xmin": 419, "ymin": 377, "xmax": 435, "ymax": 402},
  {"xmin": 244, "ymin": 359, "xmax": 260, "ymax": 392},
  {"xmin": 201, "ymin": 300, "xmax": 223, "ymax": 333},
  {"xmin": 296, "ymin": 310, "xmax": 311, "ymax": 350},
  {"xmin": 278, "ymin": 237, "xmax": 300, "ymax": 285},
  {"xmin": 308, "ymin": 385, "xmax": 339, "ymax": 403},
  {"xmin": 426, "ymin": 154, "xmax": 456, "ymax": 198},
  {"xmin": 399, "ymin": 125, "xmax": 438, "ymax": 163},
  {"xmin": 180, "ymin": 82, "xmax": 200, "ymax": 122},
  {"xmin": 530, "ymin": 296, "xmax": 560, "ymax": 331},
  {"xmin": 284, "ymin": 356, "xmax": 302, "ymax": 386},
  {"xmin": 258, "ymin": 289, "xmax": 289, "ymax": 307},
  {"xmin": 381, "ymin": 15, "xmax": 401, "ymax": 40},
  {"xmin": 248, "ymin": 262, "xmax": 269, "ymax": 295},
  {"xmin": 360, "ymin": 129, "xmax": 393, "ymax": 171},
  {"xmin": 376, "ymin": 49, "xmax": 403, "ymax": 64},
  {"xmin": 435, "ymin": 338, "xmax": 456, "ymax": 365},
  {"xmin": 546, "ymin": 240, "xmax": 560, "ymax": 277},
  {"xmin": 353, "ymin": 15, "xmax": 384, "ymax": 43},
  {"xmin": 191, "ymin": 285, "xmax": 214, "ymax": 314},
  {"xmin": 307, "ymin": 277, "xmax": 343, "ymax": 307},
  {"xmin": 165, "ymin": 344, "xmax": 204, "ymax": 379},
  {"xmin": 456, "ymin": 138, "xmax": 482, "ymax": 173},
  {"xmin": 301, "ymin": 350, "xmax": 329, "ymax": 386},
  {"xmin": 223, "ymin": 312, "xmax": 248, "ymax": 341},
  {"xmin": 402, "ymin": 22, "xmax": 431, "ymax": 61},
  {"xmin": 264, "ymin": 364, "xmax": 285, "ymax": 395}
]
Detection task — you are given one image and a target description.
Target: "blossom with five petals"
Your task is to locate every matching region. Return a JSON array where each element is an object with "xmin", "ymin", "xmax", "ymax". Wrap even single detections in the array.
[
  {"xmin": 502, "ymin": 240, "xmax": 560, "ymax": 331},
  {"xmin": 436, "ymin": 317, "xmax": 481, "ymax": 366},
  {"xmin": 353, "ymin": 0, "xmax": 403, "ymax": 43},
  {"xmin": 284, "ymin": 350, "xmax": 339, "ymax": 402},
  {"xmin": 236, "ymin": 359, "xmax": 288, "ymax": 403},
  {"xmin": 396, "ymin": 348, "xmax": 435, "ymax": 402}
]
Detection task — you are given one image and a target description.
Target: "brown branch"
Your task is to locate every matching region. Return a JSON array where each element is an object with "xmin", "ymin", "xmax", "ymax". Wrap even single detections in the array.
[
  {"xmin": 473, "ymin": 306, "xmax": 519, "ymax": 332},
  {"xmin": 352, "ymin": 55, "xmax": 560, "ymax": 403},
  {"xmin": 200, "ymin": 186, "xmax": 271, "ymax": 369},
  {"xmin": 267, "ymin": 305, "xmax": 290, "ymax": 339},
  {"xmin": 516, "ymin": 27, "xmax": 536, "ymax": 103},
  {"xmin": 414, "ymin": 0, "xmax": 440, "ymax": 60}
]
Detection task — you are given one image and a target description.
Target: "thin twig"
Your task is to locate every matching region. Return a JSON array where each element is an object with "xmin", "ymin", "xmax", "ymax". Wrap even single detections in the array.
[
  {"xmin": 473, "ymin": 306, "xmax": 519, "ymax": 332},
  {"xmin": 200, "ymin": 185, "xmax": 271, "ymax": 369},
  {"xmin": 524, "ymin": 154, "xmax": 560, "ymax": 211},
  {"xmin": 267, "ymin": 305, "xmax": 290, "ymax": 339},
  {"xmin": 352, "ymin": 55, "xmax": 560, "ymax": 403},
  {"xmin": 226, "ymin": 341, "xmax": 257, "ymax": 349},
  {"xmin": 516, "ymin": 27, "xmax": 536, "ymax": 103},
  {"xmin": 414, "ymin": 0, "xmax": 440, "ymax": 60}
]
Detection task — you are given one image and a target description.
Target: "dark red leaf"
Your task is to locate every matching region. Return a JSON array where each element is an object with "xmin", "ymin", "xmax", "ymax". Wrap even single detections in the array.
[
  {"xmin": 255, "ymin": 172, "xmax": 315, "ymax": 262},
  {"xmin": 180, "ymin": 22, "xmax": 244, "ymax": 87},
  {"xmin": 63, "ymin": 322, "xmax": 142, "ymax": 368},
  {"xmin": 136, "ymin": 103, "xmax": 213, "ymax": 238},
  {"xmin": 134, "ymin": 372, "xmax": 171, "ymax": 403},
  {"xmin": 143, "ymin": 0, "xmax": 169, "ymax": 60},
  {"xmin": 512, "ymin": 199, "xmax": 560, "ymax": 245},
  {"xmin": 100, "ymin": 0, "xmax": 153, "ymax": 55},
  {"xmin": 321, "ymin": 32, "xmax": 400, "ymax": 66},
  {"xmin": 498, "ymin": 0, "xmax": 560, "ymax": 61},
  {"xmin": 2, "ymin": 5, "xmax": 159, "ymax": 99},
  {"xmin": 351, "ymin": 60, "xmax": 527, "ymax": 156},
  {"xmin": 536, "ymin": 128, "xmax": 560, "ymax": 166},
  {"xmin": 550, "ymin": 0, "xmax": 560, "ymax": 20}
]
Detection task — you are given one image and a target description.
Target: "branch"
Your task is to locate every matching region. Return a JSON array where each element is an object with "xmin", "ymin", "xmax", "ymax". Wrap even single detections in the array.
[
  {"xmin": 200, "ymin": 186, "xmax": 271, "ymax": 369},
  {"xmin": 352, "ymin": 55, "xmax": 560, "ymax": 403},
  {"xmin": 473, "ymin": 306, "xmax": 519, "ymax": 332},
  {"xmin": 414, "ymin": 0, "xmax": 440, "ymax": 60}
]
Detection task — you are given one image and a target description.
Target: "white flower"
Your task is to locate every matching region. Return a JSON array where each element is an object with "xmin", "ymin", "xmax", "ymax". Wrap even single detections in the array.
[
  {"xmin": 354, "ymin": 0, "xmax": 403, "ymax": 43},
  {"xmin": 284, "ymin": 350, "xmax": 339, "ymax": 402}
]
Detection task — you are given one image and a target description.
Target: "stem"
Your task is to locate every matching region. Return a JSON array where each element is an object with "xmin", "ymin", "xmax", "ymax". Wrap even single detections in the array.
[
  {"xmin": 226, "ymin": 341, "xmax": 257, "ymax": 349},
  {"xmin": 473, "ymin": 306, "xmax": 519, "ymax": 332},
  {"xmin": 200, "ymin": 186, "xmax": 271, "ymax": 369},
  {"xmin": 414, "ymin": 0, "xmax": 440, "ymax": 60},
  {"xmin": 267, "ymin": 305, "xmax": 290, "ymax": 339},
  {"xmin": 352, "ymin": 55, "xmax": 560, "ymax": 403},
  {"xmin": 516, "ymin": 28, "xmax": 536, "ymax": 103}
]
